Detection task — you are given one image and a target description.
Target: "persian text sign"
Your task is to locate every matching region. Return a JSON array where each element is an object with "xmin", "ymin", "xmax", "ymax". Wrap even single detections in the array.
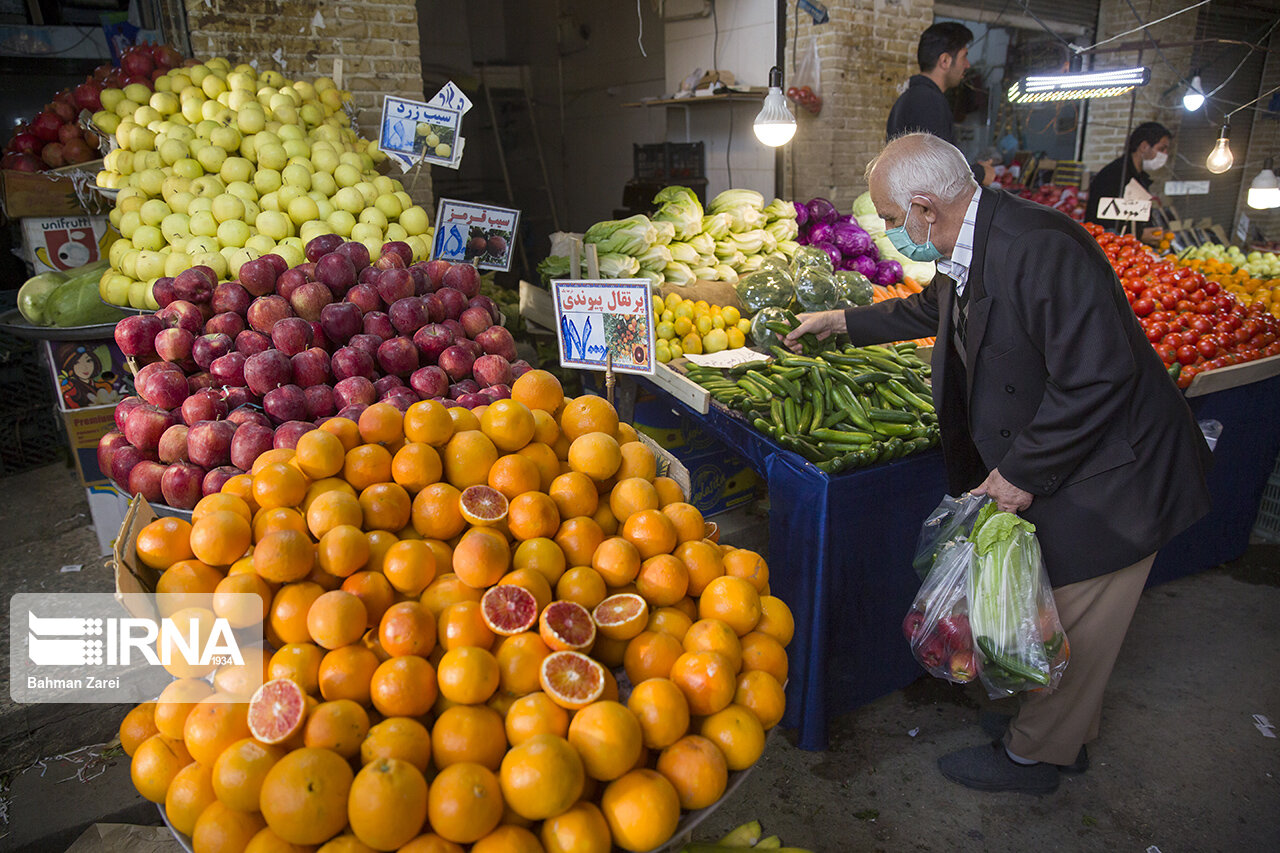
[
  {"xmin": 431, "ymin": 199, "xmax": 521, "ymax": 271},
  {"xmin": 379, "ymin": 95, "xmax": 463, "ymax": 170},
  {"xmin": 553, "ymin": 280, "xmax": 655, "ymax": 375}
]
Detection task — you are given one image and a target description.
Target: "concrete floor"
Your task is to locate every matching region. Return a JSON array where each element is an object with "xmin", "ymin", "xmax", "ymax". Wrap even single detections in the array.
[{"xmin": 1, "ymin": 462, "xmax": 1277, "ymax": 852}]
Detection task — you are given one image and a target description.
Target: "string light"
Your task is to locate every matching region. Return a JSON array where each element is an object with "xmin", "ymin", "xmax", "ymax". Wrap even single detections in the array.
[
  {"xmin": 1205, "ymin": 126, "xmax": 1233, "ymax": 175},
  {"xmin": 753, "ymin": 67, "xmax": 796, "ymax": 147},
  {"xmin": 1182, "ymin": 75, "xmax": 1205, "ymax": 111},
  {"xmin": 1006, "ymin": 67, "xmax": 1150, "ymax": 104}
]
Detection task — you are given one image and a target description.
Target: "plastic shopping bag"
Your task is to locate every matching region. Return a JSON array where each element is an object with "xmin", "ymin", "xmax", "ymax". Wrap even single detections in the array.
[
  {"xmin": 912, "ymin": 492, "xmax": 990, "ymax": 579},
  {"xmin": 967, "ymin": 504, "xmax": 1069, "ymax": 699},
  {"xmin": 903, "ymin": 538, "xmax": 978, "ymax": 684}
]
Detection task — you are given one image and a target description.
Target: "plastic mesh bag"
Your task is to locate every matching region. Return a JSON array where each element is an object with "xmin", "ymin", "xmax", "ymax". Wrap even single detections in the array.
[
  {"xmin": 903, "ymin": 538, "xmax": 978, "ymax": 683},
  {"xmin": 967, "ymin": 505, "xmax": 1069, "ymax": 699}
]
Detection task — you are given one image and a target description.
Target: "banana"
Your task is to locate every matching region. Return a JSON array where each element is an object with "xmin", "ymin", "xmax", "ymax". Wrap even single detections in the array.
[
  {"xmin": 718, "ymin": 821, "xmax": 762, "ymax": 847},
  {"xmin": 755, "ymin": 837, "xmax": 782, "ymax": 849}
]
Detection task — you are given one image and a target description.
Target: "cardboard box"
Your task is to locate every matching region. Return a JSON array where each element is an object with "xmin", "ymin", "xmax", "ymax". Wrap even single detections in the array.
[
  {"xmin": 87, "ymin": 484, "xmax": 130, "ymax": 556},
  {"xmin": 1, "ymin": 161, "xmax": 108, "ymax": 219},
  {"xmin": 680, "ymin": 448, "xmax": 758, "ymax": 518},
  {"xmin": 42, "ymin": 338, "xmax": 134, "ymax": 488},
  {"xmin": 21, "ymin": 214, "xmax": 113, "ymax": 273},
  {"xmin": 60, "ymin": 406, "xmax": 117, "ymax": 487}
]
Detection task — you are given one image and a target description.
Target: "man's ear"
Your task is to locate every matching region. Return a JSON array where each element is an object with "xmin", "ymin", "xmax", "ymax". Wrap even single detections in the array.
[{"xmin": 937, "ymin": 53, "xmax": 953, "ymax": 73}]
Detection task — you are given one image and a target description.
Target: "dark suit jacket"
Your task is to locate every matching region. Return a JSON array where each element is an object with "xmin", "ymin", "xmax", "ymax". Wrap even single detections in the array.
[{"xmin": 844, "ymin": 188, "xmax": 1212, "ymax": 587}]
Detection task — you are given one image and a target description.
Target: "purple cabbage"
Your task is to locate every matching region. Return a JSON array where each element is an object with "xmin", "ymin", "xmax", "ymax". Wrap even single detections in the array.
[
  {"xmin": 838, "ymin": 255, "xmax": 859, "ymax": 271},
  {"xmin": 813, "ymin": 241, "xmax": 842, "ymax": 269},
  {"xmin": 874, "ymin": 260, "xmax": 904, "ymax": 286},
  {"xmin": 831, "ymin": 223, "xmax": 873, "ymax": 258},
  {"xmin": 806, "ymin": 197, "xmax": 838, "ymax": 225},
  {"xmin": 835, "ymin": 214, "xmax": 854, "ymax": 225},
  {"xmin": 806, "ymin": 221, "xmax": 835, "ymax": 245},
  {"xmin": 794, "ymin": 201, "xmax": 809, "ymax": 227},
  {"xmin": 852, "ymin": 254, "xmax": 878, "ymax": 278}
]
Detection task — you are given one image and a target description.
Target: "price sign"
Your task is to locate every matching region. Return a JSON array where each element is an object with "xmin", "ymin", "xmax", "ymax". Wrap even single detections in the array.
[
  {"xmin": 1097, "ymin": 197, "xmax": 1152, "ymax": 222},
  {"xmin": 379, "ymin": 95, "xmax": 463, "ymax": 171},
  {"xmin": 1237, "ymin": 213, "xmax": 1251, "ymax": 242},
  {"xmin": 1164, "ymin": 180, "xmax": 1210, "ymax": 196},
  {"xmin": 431, "ymin": 199, "xmax": 521, "ymax": 272},
  {"xmin": 553, "ymin": 281, "xmax": 655, "ymax": 375}
]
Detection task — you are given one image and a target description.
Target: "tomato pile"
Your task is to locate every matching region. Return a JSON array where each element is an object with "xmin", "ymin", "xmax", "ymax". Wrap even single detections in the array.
[{"xmin": 1086, "ymin": 225, "xmax": 1280, "ymax": 389}]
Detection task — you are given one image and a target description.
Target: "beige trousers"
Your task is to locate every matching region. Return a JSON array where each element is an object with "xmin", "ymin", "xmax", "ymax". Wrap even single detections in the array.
[{"xmin": 1004, "ymin": 553, "xmax": 1157, "ymax": 766}]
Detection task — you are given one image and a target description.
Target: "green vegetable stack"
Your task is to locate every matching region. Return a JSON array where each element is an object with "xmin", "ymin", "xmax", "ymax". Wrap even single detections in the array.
[
  {"xmin": 17, "ymin": 260, "xmax": 129, "ymax": 327},
  {"xmin": 681, "ymin": 323, "xmax": 939, "ymax": 474},
  {"xmin": 967, "ymin": 504, "xmax": 1069, "ymax": 697}
]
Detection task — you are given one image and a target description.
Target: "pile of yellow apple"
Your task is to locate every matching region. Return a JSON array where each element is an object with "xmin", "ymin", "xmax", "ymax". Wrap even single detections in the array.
[
  {"xmin": 654, "ymin": 293, "xmax": 753, "ymax": 362},
  {"xmin": 93, "ymin": 57, "xmax": 432, "ymax": 309}
]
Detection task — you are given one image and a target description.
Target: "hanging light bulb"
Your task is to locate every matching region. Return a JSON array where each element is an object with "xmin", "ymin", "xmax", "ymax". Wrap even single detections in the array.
[
  {"xmin": 1248, "ymin": 159, "xmax": 1280, "ymax": 209},
  {"xmin": 1182, "ymin": 75, "xmax": 1205, "ymax": 111},
  {"xmin": 753, "ymin": 66, "xmax": 797, "ymax": 147},
  {"xmin": 1206, "ymin": 126, "xmax": 1234, "ymax": 174}
]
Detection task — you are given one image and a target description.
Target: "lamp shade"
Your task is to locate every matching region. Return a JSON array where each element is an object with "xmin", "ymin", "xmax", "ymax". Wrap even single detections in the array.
[
  {"xmin": 753, "ymin": 88, "xmax": 797, "ymax": 147},
  {"xmin": 1248, "ymin": 168, "xmax": 1280, "ymax": 209}
]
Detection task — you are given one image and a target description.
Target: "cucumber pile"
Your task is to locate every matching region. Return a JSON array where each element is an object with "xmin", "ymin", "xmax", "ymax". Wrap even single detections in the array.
[{"xmin": 683, "ymin": 342, "xmax": 939, "ymax": 474}]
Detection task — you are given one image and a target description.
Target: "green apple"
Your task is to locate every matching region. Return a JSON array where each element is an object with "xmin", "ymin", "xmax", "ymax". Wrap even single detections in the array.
[
  {"xmin": 254, "ymin": 169, "xmax": 283, "ymax": 195},
  {"xmin": 352, "ymin": 181, "xmax": 377, "ymax": 206},
  {"xmin": 326, "ymin": 209, "xmax": 356, "ymax": 237},
  {"xmin": 283, "ymin": 138, "xmax": 310, "ymax": 159},
  {"xmin": 192, "ymin": 175, "xmax": 226, "ymax": 198},
  {"xmin": 227, "ymin": 89, "xmax": 256, "ymax": 112},
  {"xmin": 186, "ymin": 236, "xmax": 220, "ymax": 255},
  {"xmin": 172, "ymin": 157, "xmax": 203, "ymax": 180},
  {"xmin": 140, "ymin": 199, "xmax": 171, "ymax": 226},
  {"xmin": 256, "ymin": 144, "xmax": 288, "ymax": 171},
  {"xmin": 201, "ymin": 74, "xmax": 228, "ymax": 99},
  {"xmin": 287, "ymin": 195, "xmax": 320, "ymax": 227},
  {"xmin": 245, "ymin": 233, "xmax": 276, "ymax": 255},
  {"xmin": 272, "ymin": 243, "xmax": 302, "ymax": 269},
  {"xmin": 187, "ymin": 196, "xmax": 214, "ymax": 216},
  {"xmin": 161, "ymin": 212, "xmax": 192, "ymax": 243},
  {"xmin": 191, "ymin": 250, "xmax": 229, "ymax": 281},
  {"xmin": 118, "ymin": 210, "xmax": 143, "ymax": 240},
  {"xmin": 108, "ymin": 206, "xmax": 123, "ymax": 229},
  {"xmin": 108, "ymin": 238, "xmax": 133, "ymax": 269},
  {"xmin": 119, "ymin": 249, "xmax": 141, "ymax": 279},
  {"xmin": 236, "ymin": 105, "xmax": 266, "ymax": 135},
  {"xmin": 129, "ymin": 127, "xmax": 157, "ymax": 152},
  {"xmin": 158, "ymin": 138, "xmax": 189, "ymax": 166},
  {"xmin": 101, "ymin": 272, "xmax": 131, "ymax": 307},
  {"xmin": 351, "ymin": 222, "xmax": 382, "ymax": 244},
  {"xmin": 134, "ymin": 106, "xmax": 162, "ymax": 127},
  {"xmin": 399, "ymin": 205, "xmax": 430, "ymax": 236},
  {"xmin": 260, "ymin": 69, "xmax": 284, "ymax": 87},
  {"xmin": 127, "ymin": 279, "xmax": 151, "ymax": 310},
  {"xmin": 385, "ymin": 222, "xmax": 408, "ymax": 243},
  {"xmin": 196, "ymin": 145, "xmax": 227, "ymax": 174},
  {"xmin": 281, "ymin": 163, "xmax": 312, "ymax": 190},
  {"xmin": 135, "ymin": 168, "xmax": 163, "ymax": 196},
  {"xmin": 151, "ymin": 91, "xmax": 181, "ymax": 116},
  {"xmin": 310, "ymin": 171, "xmax": 337, "ymax": 198},
  {"xmin": 333, "ymin": 163, "xmax": 362, "ymax": 188},
  {"xmin": 358, "ymin": 207, "xmax": 388, "ymax": 231},
  {"xmin": 332, "ymin": 186, "xmax": 364, "ymax": 215},
  {"xmin": 373, "ymin": 193, "xmax": 403, "ymax": 220},
  {"xmin": 189, "ymin": 65, "xmax": 211, "ymax": 86},
  {"xmin": 211, "ymin": 193, "xmax": 246, "ymax": 224},
  {"xmin": 217, "ymin": 219, "xmax": 251, "ymax": 249},
  {"xmin": 277, "ymin": 185, "xmax": 306, "ymax": 209},
  {"xmin": 311, "ymin": 147, "xmax": 339, "ymax": 175},
  {"xmin": 164, "ymin": 251, "xmax": 193, "ymax": 278},
  {"xmin": 372, "ymin": 176, "xmax": 398, "ymax": 196},
  {"xmin": 210, "ymin": 125, "xmax": 242, "ymax": 153},
  {"xmin": 189, "ymin": 210, "xmax": 219, "ymax": 237},
  {"xmin": 220, "ymin": 156, "xmax": 253, "ymax": 185},
  {"xmin": 124, "ymin": 82, "xmax": 152, "ymax": 104},
  {"xmin": 241, "ymin": 198, "xmax": 261, "ymax": 223},
  {"xmin": 272, "ymin": 103, "xmax": 298, "ymax": 125},
  {"xmin": 139, "ymin": 151, "xmax": 164, "ymax": 171},
  {"xmin": 100, "ymin": 88, "xmax": 126, "ymax": 112},
  {"xmin": 259, "ymin": 191, "xmax": 280, "ymax": 213},
  {"xmin": 200, "ymin": 100, "xmax": 229, "ymax": 123},
  {"xmin": 180, "ymin": 96, "xmax": 205, "ymax": 124},
  {"xmin": 227, "ymin": 247, "xmax": 261, "ymax": 278},
  {"xmin": 136, "ymin": 249, "xmax": 167, "ymax": 281},
  {"xmin": 299, "ymin": 220, "xmax": 335, "ymax": 245},
  {"xmin": 225, "ymin": 180, "xmax": 258, "ymax": 202}
]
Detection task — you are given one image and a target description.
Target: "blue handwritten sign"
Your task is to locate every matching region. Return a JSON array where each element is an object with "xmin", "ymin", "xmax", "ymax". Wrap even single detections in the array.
[
  {"xmin": 553, "ymin": 281, "xmax": 655, "ymax": 375},
  {"xmin": 430, "ymin": 199, "xmax": 521, "ymax": 272},
  {"xmin": 379, "ymin": 95, "xmax": 463, "ymax": 170}
]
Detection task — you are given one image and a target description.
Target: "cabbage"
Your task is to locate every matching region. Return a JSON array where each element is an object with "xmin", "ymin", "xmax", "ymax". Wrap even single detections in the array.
[
  {"xmin": 714, "ymin": 240, "xmax": 738, "ymax": 261},
  {"xmin": 708, "ymin": 189, "xmax": 764, "ymax": 214},
  {"xmin": 806, "ymin": 221, "xmax": 834, "ymax": 245},
  {"xmin": 688, "ymin": 232, "xmax": 715, "ymax": 255},
  {"xmin": 751, "ymin": 306, "xmax": 791, "ymax": 347},
  {"xmin": 834, "ymin": 271, "xmax": 875, "ymax": 307},
  {"xmin": 726, "ymin": 230, "xmax": 767, "ymax": 256},
  {"xmin": 760, "ymin": 228, "xmax": 778, "ymax": 254},
  {"xmin": 832, "ymin": 223, "xmax": 873, "ymax": 258},
  {"xmin": 736, "ymin": 267, "xmax": 795, "ymax": 312},
  {"xmin": 874, "ymin": 260, "xmax": 904, "ymax": 286},
  {"xmin": 852, "ymin": 254, "xmax": 878, "ymax": 278},
  {"xmin": 652, "ymin": 186, "xmax": 704, "ymax": 241},
  {"xmin": 692, "ymin": 265, "xmax": 719, "ymax": 281},
  {"xmin": 806, "ymin": 197, "xmax": 838, "ymax": 225},
  {"xmin": 794, "ymin": 201, "xmax": 809, "ymax": 227},
  {"xmin": 852, "ymin": 191, "xmax": 877, "ymax": 218},
  {"xmin": 813, "ymin": 241, "xmax": 842, "ymax": 269},
  {"xmin": 764, "ymin": 197, "xmax": 798, "ymax": 220},
  {"xmin": 714, "ymin": 264, "xmax": 740, "ymax": 283},
  {"xmin": 584, "ymin": 214, "xmax": 657, "ymax": 256},
  {"xmin": 776, "ymin": 240, "xmax": 800, "ymax": 258},
  {"xmin": 702, "ymin": 213, "xmax": 732, "ymax": 240},
  {"xmin": 766, "ymin": 218, "xmax": 799, "ymax": 243},
  {"xmin": 598, "ymin": 253, "xmax": 641, "ymax": 278},
  {"xmin": 738, "ymin": 254, "xmax": 765, "ymax": 274},
  {"xmin": 652, "ymin": 221, "xmax": 676, "ymax": 245},
  {"xmin": 638, "ymin": 269, "xmax": 664, "ymax": 288},
  {"xmin": 538, "ymin": 255, "xmax": 571, "ymax": 287},
  {"xmin": 637, "ymin": 243, "xmax": 673, "ymax": 272},
  {"xmin": 669, "ymin": 241, "xmax": 699, "ymax": 264},
  {"xmin": 792, "ymin": 245, "xmax": 833, "ymax": 274},
  {"xmin": 856, "ymin": 212, "xmax": 887, "ymax": 240},
  {"xmin": 795, "ymin": 266, "xmax": 839, "ymax": 311},
  {"xmin": 664, "ymin": 261, "xmax": 696, "ymax": 286}
]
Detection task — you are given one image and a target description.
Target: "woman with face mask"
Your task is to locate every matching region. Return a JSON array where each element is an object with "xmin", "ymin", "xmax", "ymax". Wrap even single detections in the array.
[{"xmin": 1084, "ymin": 122, "xmax": 1172, "ymax": 230}]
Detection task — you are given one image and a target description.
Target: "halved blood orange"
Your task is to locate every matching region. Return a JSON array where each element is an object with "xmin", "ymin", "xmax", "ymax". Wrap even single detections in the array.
[
  {"xmin": 592, "ymin": 593, "xmax": 649, "ymax": 641},
  {"xmin": 538, "ymin": 600, "xmax": 597, "ymax": 653},
  {"xmin": 246, "ymin": 677, "xmax": 307, "ymax": 745},
  {"xmin": 459, "ymin": 484, "xmax": 509, "ymax": 527},
  {"xmin": 539, "ymin": 650, "xmax": 606, "ymax": 710},
  {"xmin": 480, "ymin": 584, "xmax": 538, "ymax": 636},
  {"xmin": 704, "ymin": 521, "xmax": 720, "ymax": 543}
]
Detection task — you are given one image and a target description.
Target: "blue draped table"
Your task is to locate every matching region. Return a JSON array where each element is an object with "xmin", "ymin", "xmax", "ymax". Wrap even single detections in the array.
[{"xmin": 635, "ymin": 372, "xmax": 1280, "ymax": 750}]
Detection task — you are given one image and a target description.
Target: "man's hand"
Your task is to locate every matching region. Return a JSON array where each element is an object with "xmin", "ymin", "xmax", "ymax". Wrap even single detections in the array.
[
  {"xmin": 783, "ymin": 310, "xmax": 846, "ymax": 353},
  {"xmin": 972, "ymin": 468, "xmax": 1034, "ymax": 514},
  {"xmin": 978, "ymin": 160, "xmax": 996, "ymax": 186}
]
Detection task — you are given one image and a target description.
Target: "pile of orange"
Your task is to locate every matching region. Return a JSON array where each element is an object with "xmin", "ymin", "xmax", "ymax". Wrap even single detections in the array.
[{"xmin": 121, "ymin": 369, "xmax": 793, "ymax": 852}]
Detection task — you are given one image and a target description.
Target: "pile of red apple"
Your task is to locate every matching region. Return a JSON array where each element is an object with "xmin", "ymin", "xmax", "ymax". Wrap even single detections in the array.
[
  {"xmin": 2, "ymin": 42, "xmax": 185, "ymax": 172},
  {"xmin": 100, "ymin": 236, "xmax": 527, "ymax": 510},
  {"xmin": 1018, "ymin": 183, "xmax": 1086, "ymax": 221}
]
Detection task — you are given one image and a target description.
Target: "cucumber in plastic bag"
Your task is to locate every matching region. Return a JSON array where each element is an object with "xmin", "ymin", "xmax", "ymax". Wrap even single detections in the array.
[
  {"xmin": 750, "ymin": 306, "xmax": 792, "ymax": 348},
  {"xmin": 792, "ymin": 244, "xmax": 834, "ymax": 275},
  {"xmin": 795, "ymin": 266, "xmax": 839, "ymax": 312},
  {"xmin": 735, "ymin": 267, "xmax": 795, "ymax": 313},
  {"xmin": 834, "ymin": 270, "xmax": 875, "ymax": 307}
]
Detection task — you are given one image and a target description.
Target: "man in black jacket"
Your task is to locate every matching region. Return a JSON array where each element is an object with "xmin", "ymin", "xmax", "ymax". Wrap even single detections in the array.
[
  {"xmin": 887, "ymin": 22, "xmax": 994, "ymax": 185},
  {"xmin": 1085, "ymin": 121, "xmax": 1172, "ymax": 229},
  {"xmin": 788, "ymin": 133, "xmax": 1211, "ymax": 795}
]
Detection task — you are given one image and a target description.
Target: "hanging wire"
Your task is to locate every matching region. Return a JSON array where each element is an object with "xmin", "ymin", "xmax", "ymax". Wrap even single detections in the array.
[
  {"xmin": 636, "ymin": 0, "xmax": 647, "ymax": 58},
  {"xmin": 1075, "ymin": 0, "xmax": 1212, "ymax": 54}
]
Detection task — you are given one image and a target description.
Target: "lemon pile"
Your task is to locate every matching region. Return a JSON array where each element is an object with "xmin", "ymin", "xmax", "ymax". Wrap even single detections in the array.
[{"xmin": 654, "ymin": 293, "xmax": 753, "ymax": 362}]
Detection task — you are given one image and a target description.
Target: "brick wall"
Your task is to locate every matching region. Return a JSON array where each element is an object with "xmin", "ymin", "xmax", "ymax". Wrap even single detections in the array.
[
  {"xmin": 783, "ymin": 0, "xmax": 936, "ymax": 209},
  {"xmin": 1078, "ymin": 0, "xmax": 1192, "ymax": 198},
  {"xmin": 183, "ymin": 0, "xmax": 432, "ymax": 206}
]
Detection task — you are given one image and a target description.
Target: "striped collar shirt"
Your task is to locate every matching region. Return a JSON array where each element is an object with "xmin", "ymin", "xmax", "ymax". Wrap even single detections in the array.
[{"xmin": 934, "ymin": 188, "xmax": 981, "ymax": 297}]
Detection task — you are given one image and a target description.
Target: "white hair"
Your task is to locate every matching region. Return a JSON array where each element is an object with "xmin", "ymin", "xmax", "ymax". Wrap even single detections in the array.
[{"xmin": 866, "ymin": 133, "xmax": 978, "ymax": 210}]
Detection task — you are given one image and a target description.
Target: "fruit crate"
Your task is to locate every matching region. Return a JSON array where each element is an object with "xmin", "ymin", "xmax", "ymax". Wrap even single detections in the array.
[
  {"xmin": 1253, "ymin": 473, "xmax": 1280, "ymax": 543},
  {"xmin": 633, "ymin": 142, "xmax": 705, "ymax": 181}
]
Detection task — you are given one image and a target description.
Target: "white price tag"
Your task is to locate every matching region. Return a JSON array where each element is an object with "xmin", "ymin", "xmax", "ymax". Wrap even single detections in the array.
[
  {"xmin": 683, "ymin": 349, "xmax": 769, "ymax": 369},
  {"xmin": 379, "ymin": 93, "xmax": 464, "ymax": 172},
  {"xmin": 1237, "ymin": 214, "xmax": 1251, "ymax": 242},
  {"xmin": 1097, "ymin": 197, "xmax": 1151, "ymax": 222},
  {"xmin": 553, "ymin": 281, "xmax": 656, "ymax": 376},
  {"xmin": 1164, "ymin": 180, "xmax": 1210, "ymax": 196},
  {"xmin": 430, "ymin": 198, "xmax": 521, "ymax": 272}
]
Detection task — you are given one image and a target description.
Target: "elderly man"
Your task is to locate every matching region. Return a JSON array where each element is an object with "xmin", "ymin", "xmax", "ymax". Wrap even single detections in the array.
[{"xmin": 789, "ymin": 133, "xmax": 1211, "ymax": 794}]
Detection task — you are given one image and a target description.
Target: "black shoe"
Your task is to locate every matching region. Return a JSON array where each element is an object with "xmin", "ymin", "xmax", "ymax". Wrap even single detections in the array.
[
  {"xmin": 977, "ymin": 711, "xmax": 1090, "ymax": 774},
  {"xmin": 938, "ymin": 741, "xmax": 1060, "ymax": 794}
]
